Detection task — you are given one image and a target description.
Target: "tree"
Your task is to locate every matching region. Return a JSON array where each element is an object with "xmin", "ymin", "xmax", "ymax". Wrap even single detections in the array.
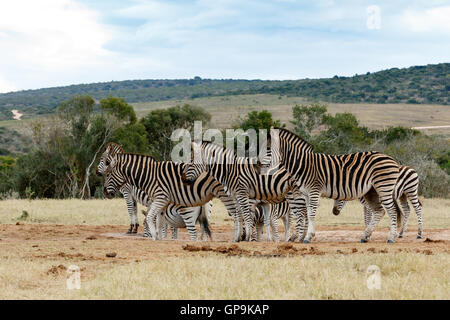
[
  {"xmin": 235, "ymin": 110, "xmax": 283, "ymax": 131},
  {"xmin": 314, "ymin": 112, "xmax": 372, "ymax": 154},
  {"xmin": 100, "ymin": 96, "xmax": 137, "ymax": 124},
  {"xmin": 140, "ymin": 104, "xmax": 211, "ymax": 160},
  {"xmin": 291, "ymin": 103, "xmax": 327, "ymax": 140}
]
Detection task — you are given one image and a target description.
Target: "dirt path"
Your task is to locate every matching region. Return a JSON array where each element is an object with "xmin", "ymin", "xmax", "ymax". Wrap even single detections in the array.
[
  {"xmin": 11, "ymin": 109, "xmax": 23, "ymax": 120},
  {"xmin": 0, "ymin": 224, "xmax": 448, "ymax": 262}
]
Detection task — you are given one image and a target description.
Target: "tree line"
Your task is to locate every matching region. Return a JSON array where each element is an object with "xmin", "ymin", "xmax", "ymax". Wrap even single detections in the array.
[
  {"xmin": 0, "ymin": 95, "xmax": 448, "ymax": 199},
  {"xmin": 0, "ymin": 63, "xmax": 448, "ymax": 120}
]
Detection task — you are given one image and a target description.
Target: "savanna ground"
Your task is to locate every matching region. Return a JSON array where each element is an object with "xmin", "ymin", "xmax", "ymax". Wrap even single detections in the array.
[{"xmin": 0, "ymin": 197, "xmax": 448, "ymax": 299}]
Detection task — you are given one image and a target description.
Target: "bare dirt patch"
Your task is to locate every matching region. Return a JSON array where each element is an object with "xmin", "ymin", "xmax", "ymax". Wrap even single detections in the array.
[{"xmin": 0, "ymin": 224, "xmax": 448, "ymax": 265}]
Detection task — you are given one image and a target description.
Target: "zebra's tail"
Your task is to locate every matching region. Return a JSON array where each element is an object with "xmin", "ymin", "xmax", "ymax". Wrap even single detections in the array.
[
  {"xmin": 393, "ymin": 198, "xmax": 402, "ymax": 231},
  {"xmin": 199, "ymin": 204, "xmax": 212, "ymax": 240}
]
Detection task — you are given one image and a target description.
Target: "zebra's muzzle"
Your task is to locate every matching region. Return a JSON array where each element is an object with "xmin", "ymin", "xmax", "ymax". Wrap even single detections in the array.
[
  {"xmin": 96, "ymin": 169, "xmax": 102, "ymax": 177},
  {"xmin": 104, "ymin": 187, "xmax": 115, "ymax": 199},
  {"xmin": 332, "ymin": 206, "xmax": 341, "ymax": 215}
]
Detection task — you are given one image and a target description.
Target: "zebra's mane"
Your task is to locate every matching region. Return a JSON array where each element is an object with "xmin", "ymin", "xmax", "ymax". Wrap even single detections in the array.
[
  {"xmin": 115, "ymin": 152, "xmax": 158, "ymax": 162},
  {"xmin": 105, "ymin": 142, "xmax": 124, "ymax": 154},
  {"xmin": 104, "ymin": 142, "xmax": 158, "ymax": 161},
  {"xmin": 273, "ymin": 127, "xmax": 314, "ymax": 152}
]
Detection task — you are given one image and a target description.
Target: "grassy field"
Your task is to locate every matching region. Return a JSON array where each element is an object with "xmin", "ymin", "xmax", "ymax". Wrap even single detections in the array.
[
  {"xmin": 0, "ymin": 197, "xmax": 448, "ymax": 300},
  {"xmin": 2, "ymin": 94, "xmax": 450, "ymax": 136}
]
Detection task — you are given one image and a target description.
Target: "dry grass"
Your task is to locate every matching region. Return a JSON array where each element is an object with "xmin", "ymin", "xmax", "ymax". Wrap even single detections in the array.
[
  {"xmin": 132, "ymin": 94, "xmax": 450, "ymax": 133},
  {"xmin": 1, "ymin": 197, "xmax": 448, "ymax": 229},
  {"xmin": 1, "ymin": 252, "xmax": 447, "ymax": 300},
  {"xmin": 76, "ymin": 253, "xmax": 449, "ymax": 300}
]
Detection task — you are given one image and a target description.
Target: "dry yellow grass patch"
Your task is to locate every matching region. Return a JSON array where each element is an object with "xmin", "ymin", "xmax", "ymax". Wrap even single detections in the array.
[
  {"xmin": 0, "ymin": 197, "xmax": 448, "ymax": 229},
  {"xmin": 75, "ymin": 253, "xmax": 449, "ymax": 300}
]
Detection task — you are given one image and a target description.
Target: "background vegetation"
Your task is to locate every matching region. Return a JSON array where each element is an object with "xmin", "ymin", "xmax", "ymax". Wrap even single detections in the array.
[
  {"xmin": 0, "ymin": 93, "xmax": 447, "ymax": 199},
  {"xmin": 0, "ymin": 63, "xmax": 448, "ymax": 120}
]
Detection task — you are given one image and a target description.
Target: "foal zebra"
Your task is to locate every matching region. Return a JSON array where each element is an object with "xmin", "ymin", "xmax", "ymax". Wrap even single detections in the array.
[
  {"xmin": 141, "ymin": 201, "xmax": 212, "ymax": 240},
  {"xmin": 332, "ymin": 165, "xmax": 423, "ymax": 239},
  {"xmin": 181, "ymin": 141, "xmax": 305, "ymax": 242},
  {"xmin": 102, "ymin": 151, "xmax": 240, "ymax": 241},
  {"xmin": 251, "ymin": 201, "xmax": 292, "ymax": 242},
  {"xmin": 271, "ymin": 127, "xmax": 402, "ymax": 243}
]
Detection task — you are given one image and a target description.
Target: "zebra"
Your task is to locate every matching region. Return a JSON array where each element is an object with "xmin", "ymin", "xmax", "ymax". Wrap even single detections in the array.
[
  {"xmin": 251, "ymin": 201, "xmax": 292, "ymax": 242},
  {"xmin": 96, "ymin": 142, "xmax": 140, "ymax": 233},
  {"xmin": 180, "ymin": 140, "xmax": 306, "ymax": 242},
  {"xmin": 102, "ymin": 151, "xmax": 241, "ymax": 241},
  {"xmin": 332, "ymin": 165, "xmax": 423, "ymax": 239},
  {"xmin": 270, "ymin": 127, "xmax": 402, "ymax": 243},
  {"xmin": 140, "ymin": 200, "xmax": 212, "ymax": 240},
  {"xmin": 96, "ymin": 143, "xmax": 219, "ymax": 239}
]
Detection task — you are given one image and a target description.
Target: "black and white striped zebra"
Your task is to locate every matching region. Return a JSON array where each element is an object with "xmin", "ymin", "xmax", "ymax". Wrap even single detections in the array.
[
  {"xmin": 271, "ymin": 127, "xmax": 402, "ymax": 243},
  {"xmin": 97, "ymin": 143, "xmax": 218, "ymax": 239},
  {"xmin": 97, "ymin": 142, "xmax": 140, "ymax": 233},
  {"xmin": 141, "ymin": 201, "xmax": 212, "ymax": 240},
  {"xmin": 181, "ymin": 140, "xmax": 306, "ymax": 242},
  {"xmin": 102, "ymin": 151, "xmax": 240, "ymax": 241},
  {"xmin": 332, "ymin": 165, "xmax": 423, "ymax": 239}
]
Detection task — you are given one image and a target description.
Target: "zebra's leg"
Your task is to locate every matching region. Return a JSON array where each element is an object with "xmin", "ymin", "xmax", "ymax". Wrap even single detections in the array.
[
  {"xmin": 235, "ymin": 192, "xmax": 252, "ymax": 242},
  {"xmin": 144, "ymin": 199, "xmax": 167, "ymax": 240},
  {"xmin": 271, "ymin": 216, "xmax": 279, "ymax": 242},
  {"xmin": 359, "ymin": 197, "xmax": 371, "ymax": 228},
  {"xmin": 303, "ymin": 191, "xmax": 320, "ymax": 243},
  {"xmin": 360, "ymin": 189, "xmax": 385, "ymax": 242},
  {"xmin": 186, "ymin": 216, "xmax": 198, "ymax": 241},
  {"xmin": 171, "ymin": 226, "xmax": 178, "ymax": 240},
  {"xmin": 161, "ymin": 223, "xmax": 168, "ymax": 239},
  {"xmin": 123, "ymin": 192, "xmax": 136, "ymax": 234},
  {"xmin": 256, "ymin": 223, "xmax": 264, "ymax": 241},
  {"xmin": 283, "ymin": 212, "xmax": 291, "ymax": 242},
  {"xmin": 287, "ymin": 194, "xmax": 307, "ymax": 242},
  {"xmin": 405, "ymin": 190, "xmax": 423, "ymax": 239},
  {"xmin": 411, "ymin": 196, "xmax": 423, "ymax": 239},
  {"xmin": 229, "ymin": 196, "xmax": 244, "ymax": 242},
  {"xmin": 376, "ymin": 190, "xmax": 402, "ymax": 243},
  {"xmin": 131, "ymin": 199, "xmax": 139, "ymax": 233},
  {"xmin": 398, "ymin": 195, "xmax": 410, "ymax": 238},
  {"xmin": 263, "ymin": 204, "xmax": 273, "ymax": 242}
]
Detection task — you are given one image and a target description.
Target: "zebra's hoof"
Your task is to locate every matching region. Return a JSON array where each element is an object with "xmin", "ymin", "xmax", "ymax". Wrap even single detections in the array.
[
  {"xmin": 398, "ymin": 235, "xmax": 403, "ymax": 238},
  {"xmin": 360, "ymin": 239, "xmax": 368, "ymax": 243},
  {"xmin": 302, "ymin": 239, "xmax": 310, "ymax": 244},
  {"xmin": 387, "ymin": 239, "xmax": 394, "ymax": 243},
  {"xmin": 417, "ymin": 235, "xmax": 422, "ymax": 239}
]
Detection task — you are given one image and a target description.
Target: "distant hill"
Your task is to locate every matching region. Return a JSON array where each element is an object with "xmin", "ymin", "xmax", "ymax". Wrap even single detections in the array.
[{"xmin": 0, "ymin": 63, "xmax": 448, "ymax": 120}]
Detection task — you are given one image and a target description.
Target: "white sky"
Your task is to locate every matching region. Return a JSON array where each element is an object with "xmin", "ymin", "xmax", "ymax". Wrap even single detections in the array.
[{"xmin": 0, "ymin": 0, "xmax": 449, "ymax": 93}]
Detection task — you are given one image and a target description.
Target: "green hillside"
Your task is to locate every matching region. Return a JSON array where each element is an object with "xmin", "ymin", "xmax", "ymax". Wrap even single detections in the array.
[{"xmin": 0, "ymin": 63, "xmax": 448, "ymax": 120}]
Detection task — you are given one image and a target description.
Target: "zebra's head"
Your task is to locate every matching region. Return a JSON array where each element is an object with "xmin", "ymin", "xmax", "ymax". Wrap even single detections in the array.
[
  {"xmin": 103, "ymin": 155, "xmax": 124, "ymax": 199},
  {"xmin": 96, "ymin": 142, "xmax": 124, "ymax": 177},
  {"xmin": 181, "ymin": 141, "xmax": 208, "ymax": 183}
]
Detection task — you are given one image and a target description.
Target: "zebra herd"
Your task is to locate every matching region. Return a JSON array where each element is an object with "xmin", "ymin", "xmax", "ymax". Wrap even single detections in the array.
[{"xmin": 97, "ymin": 127, "xmax": 423, "ymax": 243}]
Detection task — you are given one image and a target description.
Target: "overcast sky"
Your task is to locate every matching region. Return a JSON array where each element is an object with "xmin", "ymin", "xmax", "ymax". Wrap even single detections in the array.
[{"xmin": 0, "ymin": 0, "xmax": 449, "ymax": 93}]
